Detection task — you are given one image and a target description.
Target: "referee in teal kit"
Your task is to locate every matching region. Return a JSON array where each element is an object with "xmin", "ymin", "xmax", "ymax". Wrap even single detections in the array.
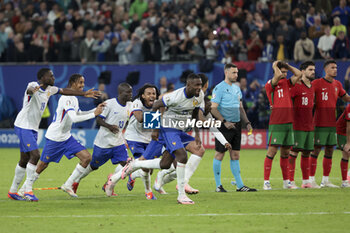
[{"xmin": 211, "ymin": 63, "xmax": 257, "ymax": 192}]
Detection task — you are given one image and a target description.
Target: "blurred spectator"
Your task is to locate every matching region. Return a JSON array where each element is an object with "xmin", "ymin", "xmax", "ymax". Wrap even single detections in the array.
[
  {"xmin": 22, "ymin": 21, "xmax": 34, "ymax": 50},
  {"xmin": 331, "ymin": 0, "xmax": 350, "ymax": 26},
  {"xmin": 306, "ymin": 6, "xmax": 317, "ymax": 27},
  {"xmin": 70, "ymin": 31, "xmax": 81, "ymax": 62},
  {"xmin": 242, "ymin": 12, "xmax": 258, "ymax": 40},
  {"xmin": 274, "ymin": 34, "xmax": 289, "ymax": 60},
  {"xmin": 159, "ymin": 76, "xmax": 168, "ymax": 94},
  {"xmin": 127, "ymin": 33, "xmax": 143, "ymax": 63},
  {"xmin": 294, "ymin": 31, "xmax": 315, "ymax": 62},
  {"xmin": 167, "ymin": 32, "xmax": 180, "ymax": 61},
  {"xmin": 230, "ymin": 22, "xmax": 243, "ymax": 41},
  {"xmin": 216, "ymin": 19, "xmax": 230, "ymax": 37},
  {"xmin": 318, "ymin": 25, "xmax": 336, "ymax": 59},
  {"xmin": 92, "ymin": 30, "xmax": 110, "ymax": 62},
  {"xmin": 116, "ymin": 31, "xmax": 131, "ymax": 64},
  {"xmin": 275, "ymin": 17, "xmax": 294, "ymax": 55},
  {"xmin": 246, "ymin": 30, "xmax": 263, "ymax": 60},
  {"xmin": 190, "ymin": 36, "xmax": 204, "ymax": 61},
  {"xmin": 129, "ymin": 0, "xmax": 148, "ymax": 20},
  {"xmin": 57, "ymin": 34, "xmax": 71, "ymax": 62},
  {"xmin": 332, "ymin": 30, "xmax": 349, "ymax": 60},
  {"xmin": 261, "ymin": 34, "xmax": 274, "ymax": 62},
  {"xmin": 48, "ymin": 4, "xmax": 60, "ymax": 26},
  {"xmin": 82, "ymin": 12, "xmax": 94, "ymax": 30},
  {"xmin": 142, "ymin": 30, "xmax": 156, "ymax": 62},
  {"xmin": 234, "ymin": 38, "xmax": 248, "ymax": 61},
  {"xmin": 203, "ymin": 31, "xmax": 217, "ymax": 61},
  {"xmin": 179, "ymin": 30, "xmax": 193, "ymax": 60},
  {"xmin": 216, "ymin": 32, "xmax": 232, "ymax": 61},
  {"xmin": 273, "ymin": 0, "xmax": 291, "ymax": 21},
  {"xmin": 308, "ymin": 15, "xmax": 325, "ymax": 47},
  {"xmin": 154, "ymin": 26, "xmax": 169, "ymax": 61},
  {"xmin": 14, "ymin": 41, "xmax": 27, "ymax": 62},
  {"xmin": 331, "ymin": 16, "xmax": 347, "ymax": 36},
  {"xmin": 134, "ymin": 19, "xmax": 148, "ymax": 41},
  {"xmin": 186, "ymin": 19, "xmax": 199, "ymax": 39},
  {"xmin": 0, "ymin": 23, "xmax": 8, "ymax": 62}
]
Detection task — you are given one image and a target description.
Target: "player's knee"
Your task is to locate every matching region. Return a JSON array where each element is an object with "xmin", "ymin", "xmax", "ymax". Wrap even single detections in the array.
[
  {"xmin": 160, "ymin": 160, "xmax": 171, "ymax": 169},
  {"xmin": 81, "ymin": 156, "xmax": 92, "ymax": 166},
  {"xmin": 197, "ymin": 146, "xmax": 205, "ymax": 156}
]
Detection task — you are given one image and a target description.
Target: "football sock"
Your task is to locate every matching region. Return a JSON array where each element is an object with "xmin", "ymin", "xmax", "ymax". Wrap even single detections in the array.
[
  {"xmin": 114, "ymin": 164, "xmax": 123, "ymax": 174},
  {"xmin": 213, "ymin": 158, "xmax": 222, "ymax": 187},
  {"xmin": 24, "ymin": 163, "xmax": 37, "ymax": 192},
  {"xmin": 309, "ymin": 154, "xmax": 318, "ymax": 176},
  {"xmin": 75, "ymin": 164, "xmax": 93, "ymax": 183},
  {"xmin": 176, "ymin": 162, "xmax": 186, "ymax": 196},
  {"xmin": 110, "ymin": 169, "xmax": 123, "ymax": 184},
  {"xmin": 280, "ymin": 157, "xmax": 289, "ymax": 180},
  {"xmin": 323, "ymin": 156, "xmax": 332, "ymax": 177},
  {"xmin": 341, "ymin": 159, "xmax": 348, "ymax": 181},
  {"xmin": 64, "ymin": 163, "xmax": 85, "ymax": 188},
  {"xmin": 131, "ymin": 169, "xmax": 143, "ymax": 180},
  {"xmin": 9, "ymin": 164, "xmax": 26, "ymax": 193},
  {"xmin": 162, "ymin": 171, "xmax": 177, "ymax": 186},
  {"xmin": 300, "ymin": 156, "xmax": 310, "ymax": 180},
  {"xmin": 141, "ymin": 170, "xmax": 152, "ymax": 193},
  {"xmin": 264, "ymin": 156, "xmax": 273, "ymax": 181},
  {"xmin": 230, "ymin": 160, "xmax": 244, "ymax": 189},
  {"xmin": 134, "ymin": 158, "xmax": 161, "ymax": 170},
  {"xmin": 288, "ymin": 154, "xmax": 297, "ymax": 181},
  {"xmin": 185, "ymin": 154, "xmax": 202, "ymax": 184}
]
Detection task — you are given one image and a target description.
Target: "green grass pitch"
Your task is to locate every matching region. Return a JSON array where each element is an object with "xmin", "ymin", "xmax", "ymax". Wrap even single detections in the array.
[{"xmin": 1, "ymin": 148, "xmax": 350, "ymax": 233}]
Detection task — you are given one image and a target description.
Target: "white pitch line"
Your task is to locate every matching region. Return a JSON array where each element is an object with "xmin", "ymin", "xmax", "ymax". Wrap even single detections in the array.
[{"xmin": 1, "ymin": 212, "xmax": 350, "ymax": 218}]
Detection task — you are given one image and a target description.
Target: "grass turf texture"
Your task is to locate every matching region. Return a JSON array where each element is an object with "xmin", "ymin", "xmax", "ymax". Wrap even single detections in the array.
[{"xmin": 1, "ymin": 148, "xmax": 350, "ymax": 233}]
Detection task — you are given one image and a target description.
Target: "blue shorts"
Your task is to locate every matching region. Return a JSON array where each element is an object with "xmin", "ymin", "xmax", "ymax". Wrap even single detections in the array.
[
  {"xmin": 41, "ymin": 136, "xmax": 86, "ymax": 163},
  {"xmin": 90, "ymin": 144, "xmax": 128, "ymax": 168},
  {"xmin": 127, "ymin": 140, "xmax": 148, "ymax": 159},
  {"xmin": 14, "ymin": 127, "xmax": 38, "ymax": 153},
  {"xmin": 159, "ymin": 127, "xmax": 195, "ymax": 154},
  {"xmin": 143, "ymin": 140, "xmax": 165, "ymax": 160}
]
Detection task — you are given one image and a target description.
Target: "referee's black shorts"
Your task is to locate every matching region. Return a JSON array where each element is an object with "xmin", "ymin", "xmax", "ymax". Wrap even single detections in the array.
[{"xmin": 215, "ymin": 121, "xmax": 241, "ymax": 152}]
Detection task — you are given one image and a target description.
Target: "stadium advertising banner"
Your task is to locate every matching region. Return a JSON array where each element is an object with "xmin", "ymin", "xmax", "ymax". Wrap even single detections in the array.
[{"xmin": 0, "ymin": 129, "xmax": 267, "ymax": 149}]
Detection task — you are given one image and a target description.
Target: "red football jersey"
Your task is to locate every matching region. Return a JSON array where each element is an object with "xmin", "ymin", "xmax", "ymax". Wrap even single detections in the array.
[
  {"xmin": 265, "ymin": 78, "xmax": 293, "ymax": 125},
  {"xmin": 336, "ymin": 104, "xmax": 350, "ymax": 136},
  {"xmin": 290, "ymin": 81, "xmax": 315, "ymax": 131},
  {"xmin": 312, "ymin": 78, "xmax": 346, "ymax": 127}
]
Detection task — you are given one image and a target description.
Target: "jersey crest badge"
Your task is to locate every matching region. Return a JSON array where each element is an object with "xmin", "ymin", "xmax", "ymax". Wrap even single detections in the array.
[{"xmin": 193, "ymin": 99, "xmax": 199, "ymax": 107}]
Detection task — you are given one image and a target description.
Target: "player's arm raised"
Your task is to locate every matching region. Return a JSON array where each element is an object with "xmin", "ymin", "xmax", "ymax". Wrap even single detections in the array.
[
  {"xmin": 27, "ymin": 84, "xmax": 42, "ymax": 95},
  {"xmin": 59, "ymin": 88, "xmax": 101, "ymax": 99},
  {"xmin": 271, "ymin": 61, "xmax": 283, "ymax": 87},
  {"xmin": 67, "ymin": 103, "xmax": 105, "ymax": 123},
  {"xmin": 288, "ymin": 63, "xmax": 302, "ymax": 85}
]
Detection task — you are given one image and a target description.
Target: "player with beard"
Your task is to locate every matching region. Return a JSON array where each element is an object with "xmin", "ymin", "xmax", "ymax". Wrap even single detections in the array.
[{"xmin": 288, "ymin": 61, "xmax": 316, "ymax": 189}]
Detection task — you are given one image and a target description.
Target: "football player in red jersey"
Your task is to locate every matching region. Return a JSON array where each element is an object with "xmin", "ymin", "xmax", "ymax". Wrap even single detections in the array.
[
  {"xmin": 336, "ymin": 104, "xmax": 350, "ymax": 188},
  {"xmin": 310, "ymin": 60, "xmax": 350, "ymax": 188},
  {"xmin": 263, "ymin": 61, "xmax": 302, "ymax": 190},
  {"xmin": 288, "ymin": 61, "xmax": 315, "ymax": 189}
]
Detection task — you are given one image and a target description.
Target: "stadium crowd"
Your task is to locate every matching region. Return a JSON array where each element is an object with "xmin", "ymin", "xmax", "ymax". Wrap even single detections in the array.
[{"xmin": 0, "ymin": 0, "xmax": 350, "ymax": 64}]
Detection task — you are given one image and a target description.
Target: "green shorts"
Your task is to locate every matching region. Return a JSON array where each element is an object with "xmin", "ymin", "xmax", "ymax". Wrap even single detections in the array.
[
  {"xmin": 337, "ymin": 134, "xmax": 346, "ymax": 150},
  {"xmin": 292, "ymin": 130, "xmax": 314, "ymax": 151},
  {"xmin": 268, "ymin": 123, "xmax": 294, "ymax": 146},
  {"xmin": 314, "ymin": 127, "xmax": 337, "ymax": 146}
]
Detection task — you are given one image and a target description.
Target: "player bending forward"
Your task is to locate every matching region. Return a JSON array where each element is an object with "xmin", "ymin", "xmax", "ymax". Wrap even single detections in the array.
[
  {"xmin": 72, "ymin": 83, "xmax": 133, "ymax": 196},
  {"xmin": 26, "ymin": 74, "xmax": 104, "ymax": 200}
]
